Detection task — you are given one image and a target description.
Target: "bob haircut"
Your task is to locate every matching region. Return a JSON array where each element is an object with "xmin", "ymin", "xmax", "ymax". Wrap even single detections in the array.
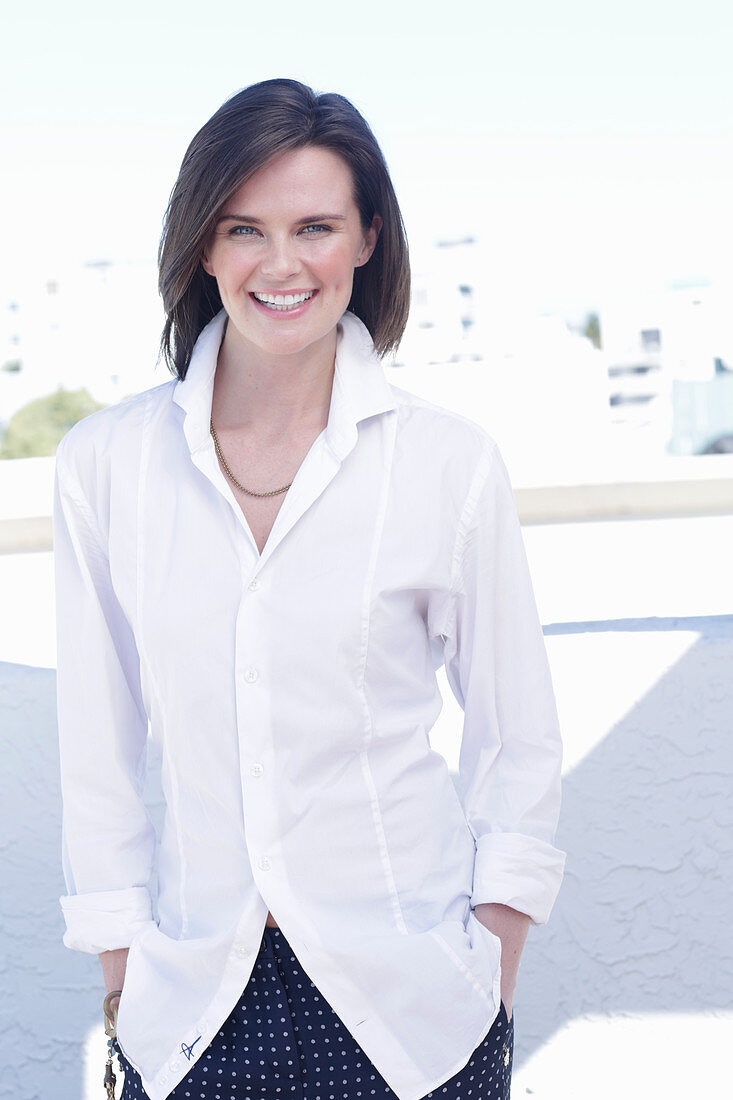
[{"xmin": 158, "ymin": 78, "xmax": 411, "ymax": 379}]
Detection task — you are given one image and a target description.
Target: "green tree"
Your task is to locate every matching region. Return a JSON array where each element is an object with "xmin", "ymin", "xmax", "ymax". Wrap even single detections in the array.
[
  {"xmin": 0, "ymin": 387, "xmax": 106, "ymax": 459},
  {"xmin": 583, "ymin": 312, "xmax": 602, "ymax": 349}
]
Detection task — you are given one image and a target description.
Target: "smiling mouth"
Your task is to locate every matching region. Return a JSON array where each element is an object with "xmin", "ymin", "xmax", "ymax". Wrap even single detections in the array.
[{"xmin": 251, "ymin": 290, "xmax": 316, "ymax": 312}]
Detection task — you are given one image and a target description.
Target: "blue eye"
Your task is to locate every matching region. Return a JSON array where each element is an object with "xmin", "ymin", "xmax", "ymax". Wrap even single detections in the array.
[
  {"xmin": 301, "ymin": 224, "xmax": 331, "ymax": 235},
  {"xmin": 229, "ymin": 225, "xmax": 259, "ymax": 237}
]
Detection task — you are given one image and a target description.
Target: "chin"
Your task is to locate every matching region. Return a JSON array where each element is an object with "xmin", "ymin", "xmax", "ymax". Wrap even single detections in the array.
[
  {"xmin": 255, "ymin": 320, "xmax": 343, "ymax": 355},
  {"xmin": 254, "ymin": 330, "xmax": 327, "ymax": 358}
]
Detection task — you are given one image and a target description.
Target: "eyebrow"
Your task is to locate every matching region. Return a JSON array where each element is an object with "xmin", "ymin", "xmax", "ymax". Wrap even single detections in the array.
[{"xmin": 216, "ymin": 213, "xmax": 348, "ymax": 225}]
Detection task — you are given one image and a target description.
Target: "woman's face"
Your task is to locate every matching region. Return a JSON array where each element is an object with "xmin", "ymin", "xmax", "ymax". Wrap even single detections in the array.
[{"xmin": 201, "ymin": 145, "xmax": 381, "ymax": 362}]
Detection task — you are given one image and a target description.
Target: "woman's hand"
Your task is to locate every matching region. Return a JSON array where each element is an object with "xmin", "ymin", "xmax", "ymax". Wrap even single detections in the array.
[
  {"xmin": 98, "ymin": 947, "xmax": 130, "ymax": 1004},
  {"xmin": 472, "ymin": 903, "xmax": 530, "ymax": 1022}
]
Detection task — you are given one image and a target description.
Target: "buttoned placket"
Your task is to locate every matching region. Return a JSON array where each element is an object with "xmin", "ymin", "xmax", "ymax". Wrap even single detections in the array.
[
  {"xmin": 216, "ymin": 437, "xmax": 354, "ymax": 906},
  {"xmin": 153, "ymin": 311, "xmax": 404, "ymax": 1097},
  {"xmin": 174, "ymin": 340, "xmax": 364, "ymax": 921}
]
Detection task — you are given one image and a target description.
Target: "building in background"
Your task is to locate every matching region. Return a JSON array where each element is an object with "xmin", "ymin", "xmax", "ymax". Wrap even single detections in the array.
[
  {"xmin": 396, "ymin": 236, "xmax": 484, "ymax": 366},
  {"xmin": 600, "ymin": 280, "xmax": 733, "ymax": 456},
  {"xmin": 392, "ymin": 236, "xmax": 611, "ymax": 482},
  {"xmin": 0, "ymin": 259, "xmax": 165, "ymax": 433}
]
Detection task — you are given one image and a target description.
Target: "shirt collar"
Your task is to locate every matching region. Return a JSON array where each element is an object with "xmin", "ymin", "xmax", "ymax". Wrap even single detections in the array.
[{"xmin": 171, "ymin": 309, "xmax": 397, "ymax": 460}]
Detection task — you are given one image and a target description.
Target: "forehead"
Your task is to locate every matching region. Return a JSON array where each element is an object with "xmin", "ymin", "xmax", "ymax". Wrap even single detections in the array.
[{"xmin": 225, "ymin": 146, "xmax": 356, "ymax": 215}]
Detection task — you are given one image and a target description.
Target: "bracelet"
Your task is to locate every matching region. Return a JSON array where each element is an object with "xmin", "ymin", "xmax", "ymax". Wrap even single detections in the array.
[{"xmin": 103, "ymin": 990, "xmax": 123, "ymax": 1039}]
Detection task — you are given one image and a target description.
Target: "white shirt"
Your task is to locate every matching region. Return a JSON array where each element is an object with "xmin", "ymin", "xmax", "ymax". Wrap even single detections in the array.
[{"xmin": 54, "ymin": 308, "xmax": 565, "ymax": 1100}]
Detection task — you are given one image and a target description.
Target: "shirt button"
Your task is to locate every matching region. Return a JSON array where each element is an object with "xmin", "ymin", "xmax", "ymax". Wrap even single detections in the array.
[
  {"xmin": 234, "ymin": 943, "xmax": 252, "ymax": 957},
  {"xmin": 170, "ymin": 1058, "xmax": 181, "ymax": 1071},
  {"xmin": 258, "ymin": 855, "xmax": 272, "ymax": 871},
  {"xmin": 250, "ymin": 762, "xmax": 264, "ymax": 777},
  {"xmin": 248, "ymin": 578, "xmax": 260, "ymax": 591},
  {"xmin": 243, "ymin": 667, "xmax": 259, "ymax": 683}
]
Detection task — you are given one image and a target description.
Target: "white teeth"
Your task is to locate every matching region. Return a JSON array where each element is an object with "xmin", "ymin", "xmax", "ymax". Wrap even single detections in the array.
[{"xmin": 253, "ymin": 290, "xmax": 314, "ymax": 311}]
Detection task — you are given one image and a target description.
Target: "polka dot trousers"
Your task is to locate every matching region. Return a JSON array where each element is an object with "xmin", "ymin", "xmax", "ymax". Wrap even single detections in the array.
[{"xmin": 114, "ymin": 925, "xmax": 513, "ymax": 1100}]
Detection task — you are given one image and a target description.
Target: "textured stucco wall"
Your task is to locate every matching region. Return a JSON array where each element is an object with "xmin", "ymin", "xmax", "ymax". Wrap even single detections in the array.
[
  {"xmin": 1, "ymin": 613, "xmax": 731, "ymax": 1099},
  {"xmin": 0, "ymin": 662, "xmax": 165, "ymax": 1100},
  {"xmin": 515, "ymin": 614, "xmax": 733, "ymax": 1058}
]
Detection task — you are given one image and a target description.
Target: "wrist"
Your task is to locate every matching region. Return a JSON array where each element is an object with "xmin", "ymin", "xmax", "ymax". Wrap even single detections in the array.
[
  {"xmin": 98, "ymin": 946, "xmax": 130, "ymax": 994},
  {"xmin": 473, "ymin": 903, "xmax": 529, "ymax": 1002}
]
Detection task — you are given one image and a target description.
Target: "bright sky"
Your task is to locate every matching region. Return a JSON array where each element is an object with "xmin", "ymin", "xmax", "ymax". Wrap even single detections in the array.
[{"xmin": 3, "ymin": 0, "xmax": 733, "ymax": 321}]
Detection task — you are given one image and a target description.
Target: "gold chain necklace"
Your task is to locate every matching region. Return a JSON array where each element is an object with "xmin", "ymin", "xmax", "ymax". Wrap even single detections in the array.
[{"xmin": 210, "ymin": 416, "xmax": 293, "ymax": 498}]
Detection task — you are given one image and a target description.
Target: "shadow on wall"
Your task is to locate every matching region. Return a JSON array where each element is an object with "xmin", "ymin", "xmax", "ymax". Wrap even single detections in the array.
[
  {"xmin": 1, "ymin": 613, "xmax": 731, "ymax": 1097},
  {"xmin": 515, "ymin": 613, "xmax": 733, "ymax": 1066}
]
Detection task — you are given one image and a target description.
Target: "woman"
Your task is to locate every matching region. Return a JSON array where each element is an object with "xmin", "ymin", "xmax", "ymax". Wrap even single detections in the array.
[{"xmin": 54, "ymin": 78, "xmax": 565, "ymax": 1100}]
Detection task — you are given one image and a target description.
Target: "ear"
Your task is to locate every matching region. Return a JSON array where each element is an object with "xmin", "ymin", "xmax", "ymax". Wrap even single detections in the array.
[
  {"xmin": 355, "ymin": 213, "xmax": 383, "ymax": 268},
  {"xmin": 201, "ymin": 249, "xmax": 215, "ymax": 277}
]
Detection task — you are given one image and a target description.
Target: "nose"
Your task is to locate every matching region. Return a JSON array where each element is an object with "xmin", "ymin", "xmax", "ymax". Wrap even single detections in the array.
[{"xmin": 259, "ymin": 234, "xmax": 300, "ymax": 281}]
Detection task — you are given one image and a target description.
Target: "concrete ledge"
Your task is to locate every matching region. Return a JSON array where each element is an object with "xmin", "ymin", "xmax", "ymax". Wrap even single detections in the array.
[
  {"xmin": 2, "ymin": 479, "xmax": 732, "ymax": 554},
  {"xmin": 517, "ymin": 475, "xmax": 733, "ymax": 523},
  {"xmin": 0, "ymin": 453, "xmax": 732, "ymax": 554},
  {"xmin": 0, "ymin": 516, "xmax": 54, "ymax": 555}
]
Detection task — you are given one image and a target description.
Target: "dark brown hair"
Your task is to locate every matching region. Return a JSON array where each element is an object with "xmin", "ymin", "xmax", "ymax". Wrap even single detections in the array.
[{"xmin": 158, "ymin": 78, "xmax": 410, "ymax": 378}]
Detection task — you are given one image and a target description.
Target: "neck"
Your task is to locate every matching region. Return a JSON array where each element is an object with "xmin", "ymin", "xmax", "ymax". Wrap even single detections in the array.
[{"xmin": 211, "ymin": 321, "xmax": 338, "ymax": 438}]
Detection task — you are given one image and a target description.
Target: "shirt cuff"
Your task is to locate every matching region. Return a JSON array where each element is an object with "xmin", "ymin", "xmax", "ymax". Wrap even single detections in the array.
[
  {"xmin": 60, "ymin": 886, "xmax": 155, "ymax": 953},
  {"xmin": 470, "ymin": 832, "xmax": 566, "ymax": 925}
]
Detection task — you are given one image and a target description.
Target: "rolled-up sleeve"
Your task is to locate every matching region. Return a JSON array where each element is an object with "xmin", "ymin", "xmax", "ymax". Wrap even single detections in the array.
[
  {"xmin": 53, "ymin": 435, "xmax": 156, "ymax": 953},
  {"xmin": 443, "ymin": 438, "xmax": 566, "ymax": 925}
]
